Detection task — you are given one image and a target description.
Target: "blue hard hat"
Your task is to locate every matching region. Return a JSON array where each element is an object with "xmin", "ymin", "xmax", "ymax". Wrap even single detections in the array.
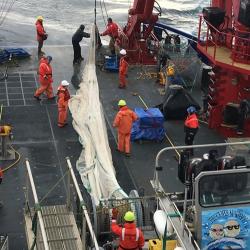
[
  {"xmin": 46, "ymin": 56, "xmax": 52, "ymax": 62},
  {"xmin": 187, "ymin": 106, "xmax": 196, "ymax": 113}
]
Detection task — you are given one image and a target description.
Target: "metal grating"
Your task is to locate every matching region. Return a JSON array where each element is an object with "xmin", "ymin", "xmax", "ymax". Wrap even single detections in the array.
[
  {"xmin": 0, "ymin": 72, "xmax": 41, "ymax": 107},
  {"xmin": 36, "ymin": 205, "xmax": 81, "ymax": 250}
]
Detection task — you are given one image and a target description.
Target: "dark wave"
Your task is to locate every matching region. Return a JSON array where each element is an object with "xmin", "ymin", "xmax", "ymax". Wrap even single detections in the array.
[{"xmin": 161, "ymin": 5, "xmax": 204, "ymax": 16}]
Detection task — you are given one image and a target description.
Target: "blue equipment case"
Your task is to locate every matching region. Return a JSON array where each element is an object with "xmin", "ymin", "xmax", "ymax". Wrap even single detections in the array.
[
  {"xmin": 0, "ymin": 48, "xmax": 30, "ymax": 63},
  {"xmin": 131, "ymin": 108, "xmax": 165, "ymax": 141},
  {"xmin": 104, "ymin": 55, "xmax": 119, "ymax": 72}
]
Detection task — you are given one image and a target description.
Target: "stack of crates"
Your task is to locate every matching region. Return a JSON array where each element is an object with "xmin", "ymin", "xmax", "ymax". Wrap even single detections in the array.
[{"xmin": 148, "ymin": 239, "xmax": 177, "ymax": 250}]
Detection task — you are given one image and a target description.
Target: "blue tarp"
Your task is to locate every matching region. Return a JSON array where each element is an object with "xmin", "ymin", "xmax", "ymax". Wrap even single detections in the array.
[
  {"xmin": 0, "ymin": 48, "xmax": 30, "ymax": 63},
  {"xmin": 131, "ymin": 108, "xmax": 165, "ymax": 141}
]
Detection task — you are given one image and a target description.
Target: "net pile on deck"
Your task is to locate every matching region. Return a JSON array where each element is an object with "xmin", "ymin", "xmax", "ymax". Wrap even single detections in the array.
[{"xmin": 69, "ymin": 25, "xmax": 127, "ymax": 205}]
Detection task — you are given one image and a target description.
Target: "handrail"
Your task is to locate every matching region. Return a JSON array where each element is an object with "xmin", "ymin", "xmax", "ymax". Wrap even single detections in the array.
[
  {"xmin": 153, "ymin": 140, "xmax": 250, "ymax": 190},
  {"xmin": 25, "ymin": 159, "xmax": 50, "ymax": 250},
  {"xmin": 66, "ymin": 157, "xmax": 99, "ymax": 250},
  {"xmin": 198, "ymin": 15, "xmax": 250, "ymax": 64}
]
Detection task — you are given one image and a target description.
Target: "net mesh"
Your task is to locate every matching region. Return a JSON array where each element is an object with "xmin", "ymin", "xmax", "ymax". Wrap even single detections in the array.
[{"xmin": 68, "ymin": 25, "xmax": 127, "ymax": 205}]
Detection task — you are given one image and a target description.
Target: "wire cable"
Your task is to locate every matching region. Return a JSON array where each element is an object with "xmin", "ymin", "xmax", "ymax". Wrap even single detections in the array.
[
  {"xmin": 0, "ymin": 0, "xmax": 16, "ymax": 26},
  {"xmin": 99, "ymin": 0, "xmax": 107, "ymax": 26}
]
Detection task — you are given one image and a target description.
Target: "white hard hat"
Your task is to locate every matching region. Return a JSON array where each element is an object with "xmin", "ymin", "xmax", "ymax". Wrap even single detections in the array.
[
  {"xmin": 120, "ymin": 49, "xmax": 127, "ymax": 55},
  {"xmin": 61, "ymin": 80, "xmax": 70, "ymax": 86}
]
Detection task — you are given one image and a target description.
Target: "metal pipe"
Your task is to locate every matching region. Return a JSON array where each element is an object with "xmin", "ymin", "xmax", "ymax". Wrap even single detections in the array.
[
  {"xmin": 66, "ymin": 157, "xmax": 99, "ymax": 250},
  {"xmin": 25, "ymin": 159, "xmax": 49, "ymax": 250}
]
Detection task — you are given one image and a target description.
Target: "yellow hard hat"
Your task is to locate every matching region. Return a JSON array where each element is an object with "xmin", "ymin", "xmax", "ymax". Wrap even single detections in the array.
[
  {"xmin": 124, "ymin": 211, "xmax": 135, "ymax": 222},
  {"xmin": 167, "ymin": 66, "xmax": 175, "ymax": 76},
  {"xmin": 118, "ymin": 99, "xmax": 126, "ymax": 106},
  {"xmin": 37, "ymin": 16, "xmax": 44, "ymax": 21}
]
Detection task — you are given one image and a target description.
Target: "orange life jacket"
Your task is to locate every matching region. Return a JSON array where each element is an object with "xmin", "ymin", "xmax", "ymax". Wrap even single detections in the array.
[
  {"xmin": 111, "ymin": 221, "xmax": 145, "ymax": 250},
  {"xmin": 113, "ymin": 106, "xmax": 138, "ymax": 134},
  {"xmin": 185, "ymin": 113, "xmax": 199, "ymax": 129},
  {"xmin": 36, "ymin": 20, "xmax": 46, "ymax": 41},
  {"xmin": 57, "ymin": 85, "xmax": 70, "ymax": 107},
  {"xmin": 119, "ymin": 57, "xmax": 129, "ymax": 75}
]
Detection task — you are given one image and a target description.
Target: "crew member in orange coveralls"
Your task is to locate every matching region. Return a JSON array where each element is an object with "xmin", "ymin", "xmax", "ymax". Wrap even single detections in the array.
[
  {"xmin": 113, "ymin": 100, "xmax": 138, "ymax": 157},
  {"xmin": 111, "ymin": 209, "xmax": 145, "ymax": 250},
  {"xmin": 119, "ymin": 49, "xmax": 129, "ymax": 89},
  {"xmin": 34, "ymin": 56, "xmax": 54, "ymax": 101},
  {"xmin": 35, "ymin": 16, "xmax": 48, "ymax": 55},
  {"xmin": 57, "ymin": 80, "xmax": 70, "ymax": 128},
  {"xmin": 184, "ymin": 106, "xmax": 199, "ymax": 156},
  {"xmin": 100, "ymin": 17, "xmax": 118, "ymax": 54}
]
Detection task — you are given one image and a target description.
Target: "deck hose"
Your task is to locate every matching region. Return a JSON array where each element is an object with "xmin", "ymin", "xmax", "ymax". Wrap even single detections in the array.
[{"xmin": 0, "ymin": 104, "xmax": 21, "ymax": 173}]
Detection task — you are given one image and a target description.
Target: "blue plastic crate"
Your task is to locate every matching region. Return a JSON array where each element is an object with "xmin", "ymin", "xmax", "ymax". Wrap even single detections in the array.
[{"xmin": 104, "ymin": 55, "xmax": 119, "ymax": 72}]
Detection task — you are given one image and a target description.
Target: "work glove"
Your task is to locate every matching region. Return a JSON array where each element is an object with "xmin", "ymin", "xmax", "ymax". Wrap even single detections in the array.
[{"xmin": 112, "ymin": 208, "xmax": 118, "ymax": 219}]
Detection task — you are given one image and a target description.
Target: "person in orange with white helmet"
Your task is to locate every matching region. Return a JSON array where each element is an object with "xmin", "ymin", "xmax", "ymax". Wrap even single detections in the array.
[
  {"xmin": 119, "ymin": 49, "xmax": 129, "ymax": 89},
  {"xmin": 57, "ymin": 80, "xmax": 71, "ymax": 128}
]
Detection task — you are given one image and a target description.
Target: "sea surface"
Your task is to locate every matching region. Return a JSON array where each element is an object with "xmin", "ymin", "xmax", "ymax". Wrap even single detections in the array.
[{"xmin": 0, "ymin": 0, "xmax": 210, "ymax": 46}]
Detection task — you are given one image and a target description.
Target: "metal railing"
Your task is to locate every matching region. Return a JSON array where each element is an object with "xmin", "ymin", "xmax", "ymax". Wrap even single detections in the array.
[
  {"xmin": 153, "ymin": 140, "xmax": 250, "ymax": 250},
  {"xmin": 25, "ymin": 159, "xmax": 50, "ymax": 250},
  {"xmin": 66, "ymin": 157, "xmax": 99, "ymax": 250},
  {"xmin": 197, "ymin": 15, "xmax": 250, "ymax": 65}
]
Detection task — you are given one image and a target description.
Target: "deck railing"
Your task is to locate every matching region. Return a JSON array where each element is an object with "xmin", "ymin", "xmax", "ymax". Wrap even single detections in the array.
[{"xmin": 197, "ymin": 15, "xmax": 250, "ymax": 65}]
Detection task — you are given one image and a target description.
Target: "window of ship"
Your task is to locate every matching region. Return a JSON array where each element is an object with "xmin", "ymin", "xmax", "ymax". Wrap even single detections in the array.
[{"xmin": 198, "ymin": 172, "xmax": 250, "ymax": 207}]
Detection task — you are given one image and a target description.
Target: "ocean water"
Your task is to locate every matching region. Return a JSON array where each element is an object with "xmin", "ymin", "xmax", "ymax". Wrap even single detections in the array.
[{"xmin": 0, "ymin": 0, "xmax": 210, "ymax": 46}]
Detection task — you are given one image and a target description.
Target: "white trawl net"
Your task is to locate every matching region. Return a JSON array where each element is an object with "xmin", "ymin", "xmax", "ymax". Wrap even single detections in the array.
[{"xmin": 68, "ymin": 25, "xmax": 127, "ymax": 205}]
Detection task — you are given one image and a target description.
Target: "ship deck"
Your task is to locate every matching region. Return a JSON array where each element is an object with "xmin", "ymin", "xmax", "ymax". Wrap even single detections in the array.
[
  {"xmin": 198, "ymin": 45, "xmax": 250, "ymax": 74},
  {"xmin": 0, "ymin": 43, "xmax": 227, "ymax": 250},
  {"xmin": 0, "ymin": 46, "xmax": 83, "ymax": 250},
  {"xmin": 96, "ymin": 46, "xmax": 225, "ymax": 196}
]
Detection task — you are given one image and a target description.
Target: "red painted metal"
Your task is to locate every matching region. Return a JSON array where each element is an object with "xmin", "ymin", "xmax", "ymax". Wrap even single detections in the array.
[
  {"xmin": 118, "ymin": 0, "xmax": 159, "ymax": 64},
  {"xmin": 198, "ymin": 1, "xmax": 250, "ymax": 137}
]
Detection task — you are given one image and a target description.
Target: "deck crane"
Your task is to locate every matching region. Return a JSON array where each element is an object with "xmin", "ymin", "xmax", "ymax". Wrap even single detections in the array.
[{"xmin": 118, "ymin": 0, "xmax": 161, "ymax": 64}]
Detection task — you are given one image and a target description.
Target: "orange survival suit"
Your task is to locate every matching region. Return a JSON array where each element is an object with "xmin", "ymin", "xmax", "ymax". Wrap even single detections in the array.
[
  {"xmin": 36, "ymin": 20, "xmax": 46, "ymax": 42},
  {"xmin": 111, "ymin": 220, "xmax": 145, "ymax": 250},
  {"xmin": 113, "ymin": 106, "xmax": 138, "ymax": 154},
  {"xmin": 36, "ymin": 19, "xmax": 47, "ymax": 54},
  {"xmin": 101, "ymin": 19, "xmax": 118, "ymax": 54},
  {"xmin": 184, "ymin": 113, "xmax": 199, "ymax": 155},
  {"xmin": 101, "ymin": 21, "xmax": 118, "ymax": 38},
  {"xmin": 34, "ymin": 57, "xmax": 54, "ymax": 99},
  {"xmin": 119, "ymin": 56, "xmax": 129, "ymax": 88},
  {"xmin": 57, "ymin": 84, "xmax": 70, "ymax": 127}
]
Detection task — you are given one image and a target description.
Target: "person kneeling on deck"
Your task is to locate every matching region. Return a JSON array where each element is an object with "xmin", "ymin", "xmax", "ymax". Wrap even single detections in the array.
[
  {"xmin": 113, "ymin": 100, "xmax": 138, "ymax": 157},
  {"xmin": 111, "ymin": 209, "xmax": 145, "ymax": 250},
  {"xmin": 57, "ymin": 80, "xmax": 71, "ymax": 128},
  {"xmin": 119, "ymin": 49, "xmax": 129, "ymax": 89},
  {"xmin": 184, "ymin": 106, "xmax": 199, "ymax": 156},
  {"xmin": 34, "ymin": 56, "xmax": 55, "ymax": 101}
]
